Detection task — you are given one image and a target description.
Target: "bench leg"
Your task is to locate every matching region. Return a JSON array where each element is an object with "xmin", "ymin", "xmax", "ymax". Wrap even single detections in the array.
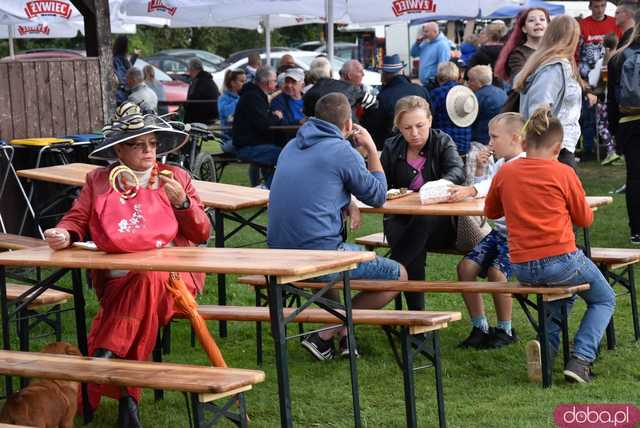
[
  {"xmin": 189, "ymin": 392, "xmax": 248, "ymax": 428},
  {"xmin": 255, "ymin": 287, "xmax": 263, "ymax": 366},
  {"xmin": 537, "ymin": 296, "xmax": 552, "ymax": 388}
]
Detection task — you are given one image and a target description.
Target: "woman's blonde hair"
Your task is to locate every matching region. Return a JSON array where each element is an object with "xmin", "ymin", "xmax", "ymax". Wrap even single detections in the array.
[
  {"xmin": 393, "ymin": 96, "xmax": 431, "ymax": 129},
  {"xmin": 513, "ymin": 15, "xmax": 580, "ymax": 92},
  {"xmin": 523, "ymin": 106, "xmax": 563, "ymax": 149}
]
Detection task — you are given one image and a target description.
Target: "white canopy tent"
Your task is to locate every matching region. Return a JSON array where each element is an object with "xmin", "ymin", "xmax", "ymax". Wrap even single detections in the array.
[
  {"xmin": 121, "ymin": 0, "xmax": 484, "ymax": 63},
  {"xmin": 0, "ymin": 1, "xmax": 137, "ymax": 58}
]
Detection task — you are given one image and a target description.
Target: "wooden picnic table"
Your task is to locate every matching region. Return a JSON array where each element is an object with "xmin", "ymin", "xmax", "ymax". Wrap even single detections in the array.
[
  {"xmin": 0, "ymin": 246, "xmax": 374, "ymax": 428},
  {"xmin": 356, "ymin": 193, "xmax": 612, "ymax": 216},
  {"xmin": 17, "ymin": 163, "xmax": 270, "ymax": 337},
  {"xmin": 16, "ymin": 163, "xmax": 269, "ymax": 212}
]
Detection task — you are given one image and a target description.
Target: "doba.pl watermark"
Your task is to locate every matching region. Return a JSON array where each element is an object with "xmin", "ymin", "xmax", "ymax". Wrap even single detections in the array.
[{"xmin": 555, "ymin": 404, "xmax": 640, "ymax": 428}]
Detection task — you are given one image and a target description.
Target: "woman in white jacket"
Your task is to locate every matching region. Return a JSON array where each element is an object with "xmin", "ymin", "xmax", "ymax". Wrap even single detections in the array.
[{"xmin": 514, "ymin": 15, "xmax": 583, "ymax": 168}]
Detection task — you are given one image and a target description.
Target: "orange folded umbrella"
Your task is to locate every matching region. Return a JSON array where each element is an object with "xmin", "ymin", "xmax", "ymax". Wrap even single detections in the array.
[{"xmin": 166, "ymin": 272, "xmax": 227, "ymax": 368}]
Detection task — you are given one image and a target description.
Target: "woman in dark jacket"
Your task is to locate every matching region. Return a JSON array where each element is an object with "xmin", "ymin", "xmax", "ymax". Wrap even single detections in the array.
[
  {"xmin": 607, "ymin": 21, "xmax": 640, "ymax": 244},
  {"xmin": 380, "ymin": 96, "xmax": 465, "ymax": 310}
]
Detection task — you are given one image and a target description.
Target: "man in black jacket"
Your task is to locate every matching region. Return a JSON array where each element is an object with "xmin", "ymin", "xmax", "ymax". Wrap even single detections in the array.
[
  {"xmin": 184, "ymin": 58, "xmax": 220, "ymax": 124},
  {"xmin": 302, "ymin": 59, "xmax": 374, "ymax": 121},
  {"xmin": 362, "ymin": 54, "xmax": 430, "ymax": 149},
  {"xmin": 232, "ymin": 66, "xmax": 283, "ymax": 188}
]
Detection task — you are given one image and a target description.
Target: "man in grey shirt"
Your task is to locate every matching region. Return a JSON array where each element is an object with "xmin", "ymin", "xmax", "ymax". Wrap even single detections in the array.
[{"xmin": 126, "ymin": 67, "xmax": 158, "ymax": 113}]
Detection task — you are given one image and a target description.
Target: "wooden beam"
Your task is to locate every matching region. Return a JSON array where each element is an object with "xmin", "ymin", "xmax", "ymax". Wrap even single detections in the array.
[{"xmin": 71, "ymin": 0, "xmax": 114, "ymax": 124}]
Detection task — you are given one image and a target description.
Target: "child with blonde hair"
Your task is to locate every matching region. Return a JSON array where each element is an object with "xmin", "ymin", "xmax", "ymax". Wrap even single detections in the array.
[
  {"xmin": 449, "ymin": 112, "xmax": 525, "ymax": 349},
  {"xmin": 485, "ymin": 106, "xmax": 615, "ymax": 383}
]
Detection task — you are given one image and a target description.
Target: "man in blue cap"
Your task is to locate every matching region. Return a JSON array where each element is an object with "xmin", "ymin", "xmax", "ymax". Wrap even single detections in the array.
[{"xmin": 363, "ymin": 54, "xmax": 430, "ymax": 149}]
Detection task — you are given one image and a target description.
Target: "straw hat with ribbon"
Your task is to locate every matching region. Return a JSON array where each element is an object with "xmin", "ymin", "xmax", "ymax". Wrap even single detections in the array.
[
  {"xmin": 445, "ymin": 85, "xmax": 479, "ymax": 128},
  {"xmin": 90, "ymin": 102, "xmax": 188, "ymax": 161}
]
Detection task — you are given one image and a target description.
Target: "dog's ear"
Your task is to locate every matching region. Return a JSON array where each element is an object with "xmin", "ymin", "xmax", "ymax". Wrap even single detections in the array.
[{"xmin": 65, "ymin": 344, "xmax": 82, "ymax": 357}]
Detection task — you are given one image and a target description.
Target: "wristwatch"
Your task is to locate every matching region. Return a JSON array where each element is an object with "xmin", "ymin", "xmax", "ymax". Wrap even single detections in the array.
[{"xmin": 174, "ymin": 198, "xmax": 190, "ymax": 210}]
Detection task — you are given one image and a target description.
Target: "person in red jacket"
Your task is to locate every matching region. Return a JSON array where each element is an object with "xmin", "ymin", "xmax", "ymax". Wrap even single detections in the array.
[
  {"xmin": 485, "ymin": 106, "xmax": 615, "ymax": 385},
  {"xmin": 43, "ymin": 103, "xmax": 211, "ymax": 427}
]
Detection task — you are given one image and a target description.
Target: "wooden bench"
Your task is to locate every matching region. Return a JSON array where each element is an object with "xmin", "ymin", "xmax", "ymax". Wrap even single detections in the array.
[
  {"xmin": 0, "ymin": 234, "xmax": 70, "ymax": 349},
  {"xmin": 211, "ymin": 152, "xmax": 247, "ymax": 182},
  {"xmin": 591, "ymin": 247, "xmax": 640, "ymax": 346},
  {"xmin": 176, "ymin": 305, "xmax": 460, "ymax": 428},
  {"xmin": 0, "ymin": 350, "xmax": 264, "ymax": 428},
  {"xmin": 237, "ymin": 275, "xmax": 589, "ymax": 389},
  {"xmin": 354, "ymin": 232, "xmax": 466, "ymax": 256}
]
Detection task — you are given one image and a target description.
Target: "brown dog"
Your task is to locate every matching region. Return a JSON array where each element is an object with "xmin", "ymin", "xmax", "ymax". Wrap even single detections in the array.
[{"xmin": 0, "ymin": 342, "xmax": 82, "ymax": 428}]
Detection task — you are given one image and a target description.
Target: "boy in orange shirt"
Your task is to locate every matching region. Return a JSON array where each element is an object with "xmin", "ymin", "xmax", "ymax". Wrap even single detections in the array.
[{"xmin": 485, "ymin": 106, "xmax": 615, "ymax": 383}]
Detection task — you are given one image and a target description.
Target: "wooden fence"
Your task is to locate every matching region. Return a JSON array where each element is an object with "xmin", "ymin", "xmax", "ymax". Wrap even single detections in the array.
[{"xmin": 0, "ymin": 57, "xmax": 105, "ymax": 142}]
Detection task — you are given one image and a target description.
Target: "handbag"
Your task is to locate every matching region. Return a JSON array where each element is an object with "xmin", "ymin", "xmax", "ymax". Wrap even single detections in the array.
[
  {"xmin": 454, "ymin": 215, "xmax": 491, "ymax": 253},
  {"xmin": 91, "ymin": 185, "xmax": 178, "ymax": 253}
]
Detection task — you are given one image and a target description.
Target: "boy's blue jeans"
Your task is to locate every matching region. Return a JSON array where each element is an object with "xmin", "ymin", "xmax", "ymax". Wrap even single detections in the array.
[{"xmin": 512, "ymin": 250, "xmax": 616, "ymax": 362}]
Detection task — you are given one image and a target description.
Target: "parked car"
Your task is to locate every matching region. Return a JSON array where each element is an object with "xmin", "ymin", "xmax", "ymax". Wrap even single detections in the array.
[
  {"xmin": 212, "ymin": 50, "xmax": 381, "ymax": 89},
  {"xmin": 314, "ymin": 43, "xmax": 359, "ymax": 61},
  {"xmin": 144, "ymin": 54, "xmax": 193, "ymax": 82},
  {"xmin": 158, "ymin": 49, "xmax": 225, "ymax": 68},
  {"xmin": 131, "ymin": 58, "xmax": 189, "ymax": 112},
  {"xmin": 224, "ymin": 47, "xmax": 297, "ymax": 65},
  {"xmin": 297, "ymin": 42, "xmax": 359, "ymax": 61}
]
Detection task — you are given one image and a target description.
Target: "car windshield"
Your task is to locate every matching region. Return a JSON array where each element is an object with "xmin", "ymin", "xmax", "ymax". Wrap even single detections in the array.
[{"xmin": 132, "ymin": 58, "xmax": 173, "ymax": 82}]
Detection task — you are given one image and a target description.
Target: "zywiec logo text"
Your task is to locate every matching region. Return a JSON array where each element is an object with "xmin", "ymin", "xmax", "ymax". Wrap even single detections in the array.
[
  {"xmin": 24, "ymin": 1, "xmax": 72, "ymax": 19},
  {"xmin": 17, "ymin": 24, "xmax": 50, "ymax": 36},
  {"xmin": 147, "ymin": 0, "xmax": 177, "ymax": 16},
  {"xmin": 392, "ymin": 0, "xmax": 437, "ymax": 17}
]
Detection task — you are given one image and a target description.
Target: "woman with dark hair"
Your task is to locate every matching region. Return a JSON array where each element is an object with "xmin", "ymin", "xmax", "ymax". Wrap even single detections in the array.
[
  {"xmin": 112, "ymin": 35, "xmax": 131, "ymax": 104},
  {"xmin": 607, "ymin": 19, "xmax": 640, "ymax": 244},
  {"xmin": 495, "ymin": 7, "xmax": 550, "ymax": 83},
  {"xmin": 217, "ymin": 69, "xmax": 246, "ymax": 152}
]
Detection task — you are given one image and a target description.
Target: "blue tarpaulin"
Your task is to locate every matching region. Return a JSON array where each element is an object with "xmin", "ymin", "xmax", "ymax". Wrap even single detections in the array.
[{"xmin": 484, "ymin": 0, "xmax": 565, "ymax": 19}]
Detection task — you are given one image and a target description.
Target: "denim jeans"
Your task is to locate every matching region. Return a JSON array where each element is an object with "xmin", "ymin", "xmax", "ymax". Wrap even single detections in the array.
[
  {"xmin": 512, "ymin": 250, "xmax": 615, "ymax": 362},
  {"xmin": 311, "ymin": 243, "xmax": 401, "ymax": 283},
  {"xmin": 235, "ymin": 144, "xmax": 282, "ymax": 188}
]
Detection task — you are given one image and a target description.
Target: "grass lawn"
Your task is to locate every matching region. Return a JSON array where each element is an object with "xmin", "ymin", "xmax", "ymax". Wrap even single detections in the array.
[{"xmin": 14, "ymin": 158, "xmax": 640, "ymax": 427}]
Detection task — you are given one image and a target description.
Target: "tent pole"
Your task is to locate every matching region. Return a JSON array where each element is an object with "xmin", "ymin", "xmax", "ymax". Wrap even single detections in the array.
[
  {"xmin": 8, "ymin": 24, "xmax": 15, "ymax": 59},
  {"xmin": 264, "ymin": 15, "xmax": 271, "ymax": 65},
  {"xmin": 326, "ymin": 0, "xmax": 334, "ymax": 64}
]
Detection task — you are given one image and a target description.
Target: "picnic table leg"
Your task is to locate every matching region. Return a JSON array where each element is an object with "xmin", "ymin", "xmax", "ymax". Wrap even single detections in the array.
[
  {"xmin": 266, "ymin": 275, "xmax": 293, "ymax": 428},
  {"xmin": 0, "ymin": 266, "xmax": 12, "ymax": 396},
  {"xmin": 432, "ymin": 332, "xmax": 446, "ymax": 428},
  {"xmin": 214, "ymin": 209, "xmax": 227, "ymax": 338},
  {"xmin": 583, "ymin": 227, "xmax": 591, "ymax": 258},
  {"xmin": 537, "ymin": 295, "xmax": 552, "ymax": 388},
  {"xmin": 560, "ymin": 303, "xmax": 570, "ymax": 367},
  {"xmin": 70, "ymin": 268, "xmax": 91, "ymax": 423},
  {"xmin": 255, "ymin": 287, "xmax": 263, "ymax": 366},
  {"xmin": 400, "ymin": 329, "xmax": 417, "ymax": 428},
  {"xmin": 341, "ymin": 271, "xmax": 362, "ymax": 428}
]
